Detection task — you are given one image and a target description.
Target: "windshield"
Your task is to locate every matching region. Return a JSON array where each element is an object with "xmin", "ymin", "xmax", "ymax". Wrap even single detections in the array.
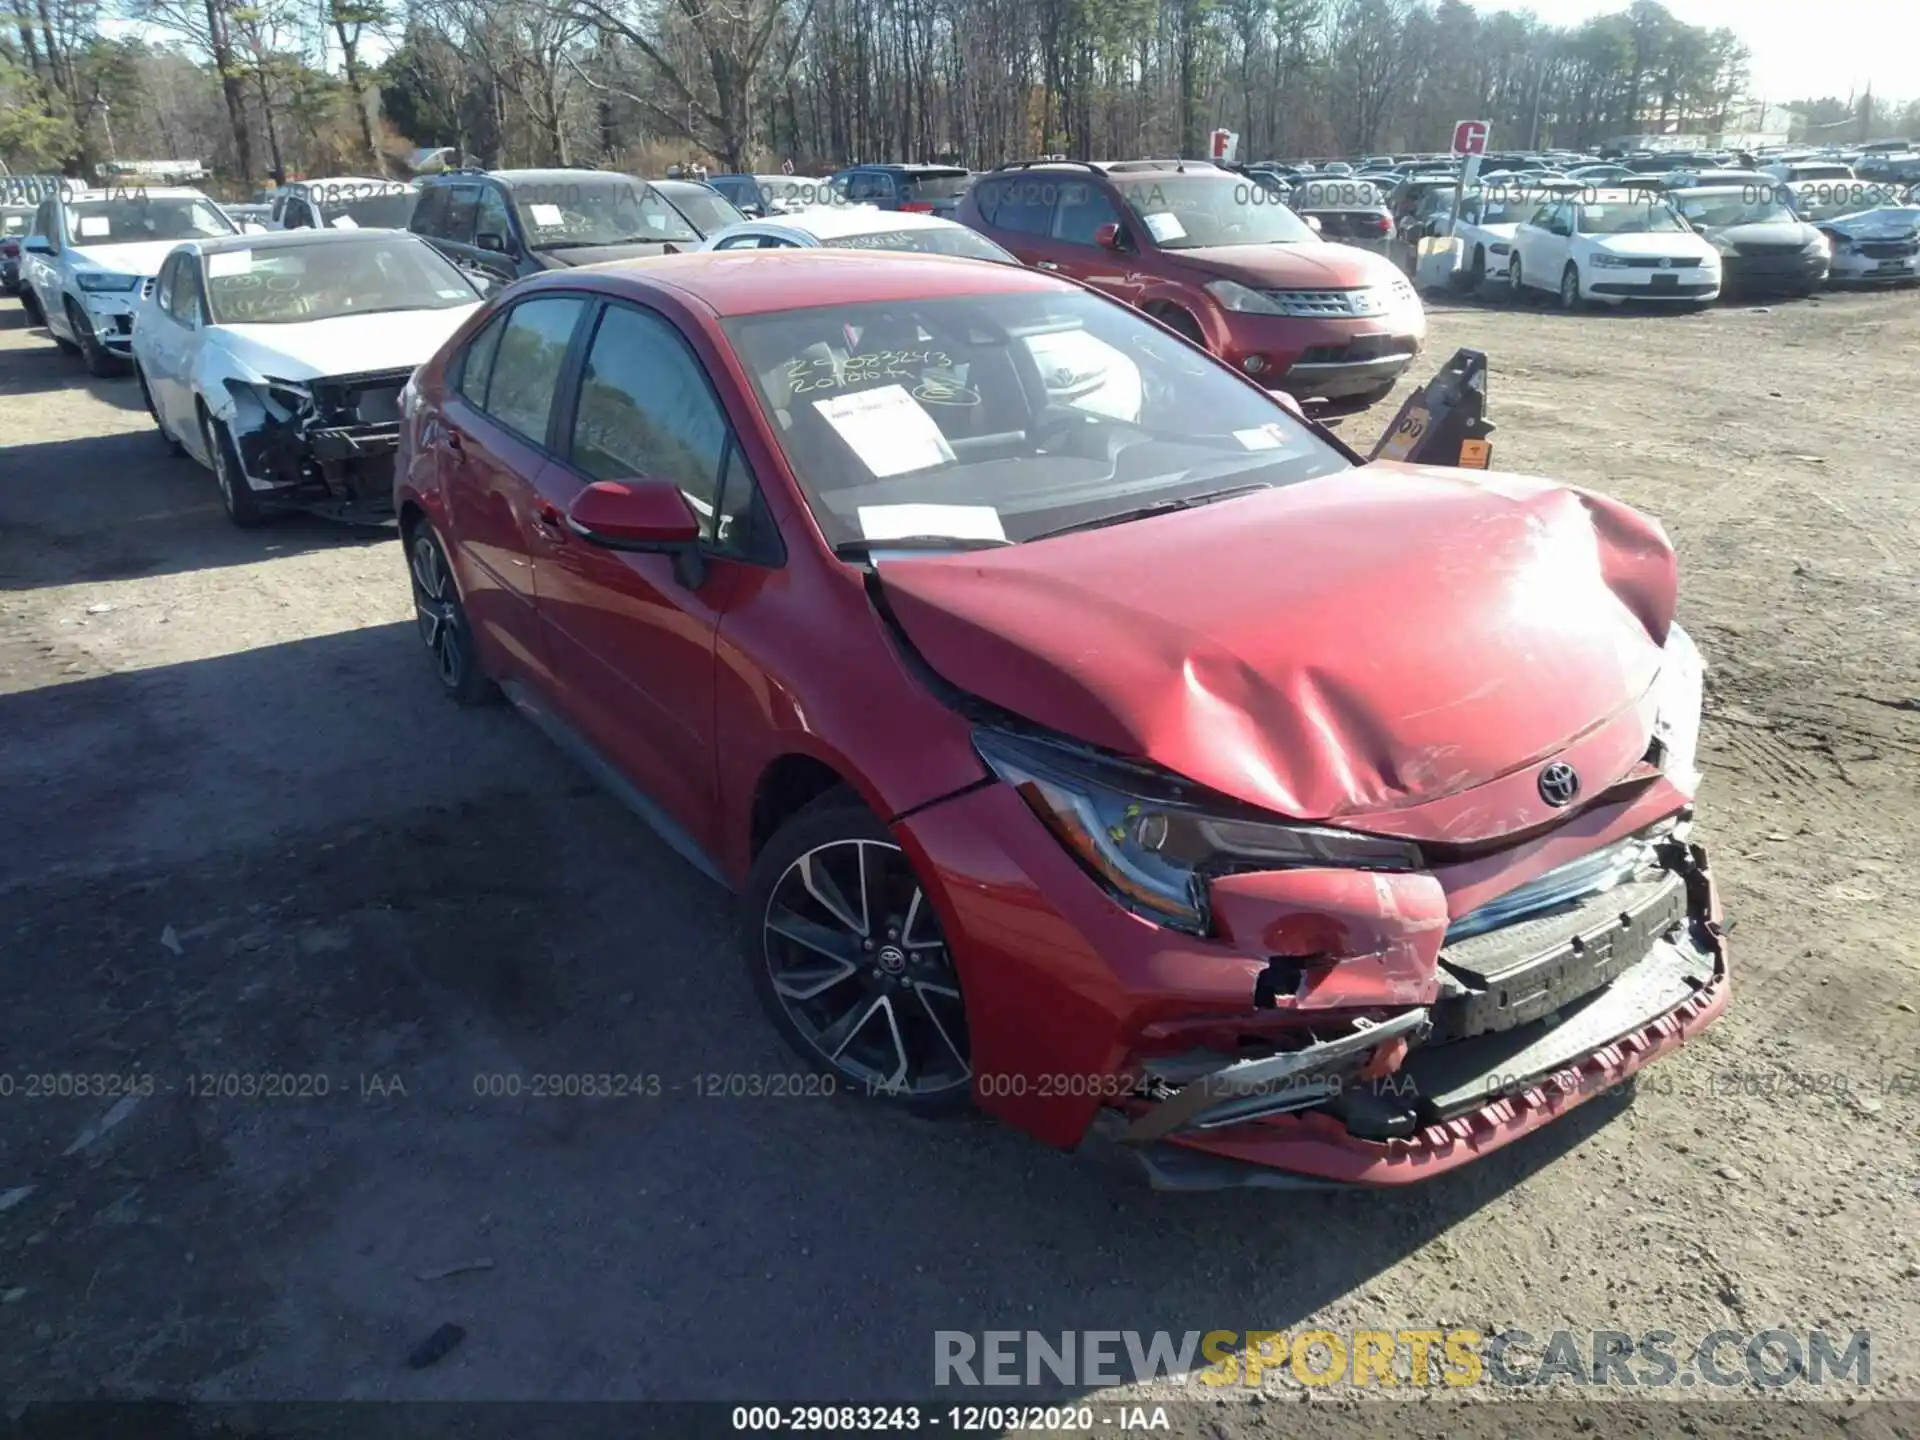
[
  {"xmin": 511, "ymin": 177, "xmax": 699, "ymax": 249},
  {"xmin": 68, "ymin": 195, "xmax": 234, "ymax": 246},
  {"xmin": 1676, "ymin": 192, "xmax": 1795, "ymax": 227},
  {"xmin": 202, "ymin": 236, "xmax": 480, "ymax": 325},
  {"xmin": 1118, "ymin": 174, "xmax": 1317, "ymax": 249},
  {"xmin": 1793, "ymin": 182, "xmax": 1907, "ymax": 220},
  {"xmin": 2, "ymin": 210, "xmax": 29, "ymax": 235},
  {"xmin": 661, "ymin": 185, "xmax": 747, "ymax": 236},
  {"xmin": 1575, "ymin": 199, "xmax": 1688, "ymax": 235},
  {"xmin": 303, "ymin": 185, "xmax": 418, "ymax": 230},
  {"xmin": 819, "ymin": 226, "xmax": 1014, "ymax": 263},
  {"xmin": 720, "ymin": 290, "xmax": 1348, "ymax": 550}
]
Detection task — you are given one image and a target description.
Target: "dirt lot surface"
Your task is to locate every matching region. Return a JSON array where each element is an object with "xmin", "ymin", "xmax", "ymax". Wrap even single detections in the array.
[{"xmin": 1, "ymin": 285, "xmax": 1916, "ymax": 1435}]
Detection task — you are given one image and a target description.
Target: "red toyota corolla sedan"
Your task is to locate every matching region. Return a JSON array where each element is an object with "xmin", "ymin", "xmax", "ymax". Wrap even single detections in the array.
[{"xmin": 394, "ymin": 249, "xmax": 1726, "ymax": 1189}]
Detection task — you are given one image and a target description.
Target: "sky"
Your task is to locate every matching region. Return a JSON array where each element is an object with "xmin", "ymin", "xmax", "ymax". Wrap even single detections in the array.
[{"xmin": 1466, "ymin": 0, "xmax": 1920, "ymax": 105}]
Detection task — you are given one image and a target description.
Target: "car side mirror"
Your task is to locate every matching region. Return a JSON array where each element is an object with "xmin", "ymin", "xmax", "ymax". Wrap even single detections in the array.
[
  {"xmin": 1094, "ymin": 222, "xmax": 1124, "ymax": 250},
  {"xmin": 23, "ymin": 234, "xmax": 52, "ymax": 254},
  {"xmin": 476, "ymin": 231, "xmax": 506, "ymax": 253},
  {"xmin": 568, "ymin": 479, "xmax": 706, "ymax": 585}
]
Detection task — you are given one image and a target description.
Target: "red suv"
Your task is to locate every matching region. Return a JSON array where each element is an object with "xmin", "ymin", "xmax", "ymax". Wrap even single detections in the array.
[
  {"xmin": 958, "ymin": 160, "xmax": 1426, "ymax": 408},
  {"xmin": 395, "ymin": 249, "xmax": 1724, "ymax": 1189}
]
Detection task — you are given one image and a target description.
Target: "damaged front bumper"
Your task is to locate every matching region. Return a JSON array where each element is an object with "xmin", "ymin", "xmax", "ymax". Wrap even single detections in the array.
[
  {"xmin": 894, "ymin": 776, "xmax": 1727, "ymax": 1190},
  {"xmin": 224, "ymin": 367, "xmax": 415, "ymax": 521}
]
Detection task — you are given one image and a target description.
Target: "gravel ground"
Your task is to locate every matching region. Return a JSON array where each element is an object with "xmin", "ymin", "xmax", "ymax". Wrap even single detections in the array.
[{"xmin": 0, "ymin": 283, "xmax": 1916, "ymax": 1434}]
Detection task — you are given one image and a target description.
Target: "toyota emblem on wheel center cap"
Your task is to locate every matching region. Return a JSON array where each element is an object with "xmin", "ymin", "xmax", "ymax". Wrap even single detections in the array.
[
  {"xmin": 1538, "ymin": 761, "xmax": 1581, "ymax": 807},
  {"xmin": 876, "ymin": 945, "xmax": 908, "ymax": 975}
]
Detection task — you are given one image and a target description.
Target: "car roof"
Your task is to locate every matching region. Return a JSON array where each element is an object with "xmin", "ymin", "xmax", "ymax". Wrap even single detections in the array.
[
  {"xmin": 845, "ymin": 162, "xmax": 968, "ymax": 173},
  {"xmin": 564, "ymin": 247, "xmax": 1064, "ymax": 318},
  {"xmin": 190, "ymin": 228, "xmax": 424, "ymax": 255},
  {"xmin": 280, "ymin": 176, "xmax": 397, "ymax": 190},
  {"xmin": 63, "ymin": 187, "xmax": 208, "ymax": 202},
  {"xmin": 760, "ymin": 207, "xmax": 961, "ymax": 239},
  {"xmin": 434, "ymin": 168, "xmax": 635, "ymax": 187}
]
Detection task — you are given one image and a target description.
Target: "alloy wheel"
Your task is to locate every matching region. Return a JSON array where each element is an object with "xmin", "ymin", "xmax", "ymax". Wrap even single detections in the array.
[
  {"xmin": 1508, "ymin": 256, "xmax": 1524, "ymax": 297},
  {"xmin": 409, "ymin": 532, "xmax": 466, "ymax": 690},
  {"xmin": 203, "ymin": 416, "xmax": 234, "ymax": 507},
  {"xmin": 761, "ymin": 838, "xmax": 969, "ymax": 1098},
  {"xmin": 1560, "ymin": 264, "xmax": 1581, "ymax": 310}
]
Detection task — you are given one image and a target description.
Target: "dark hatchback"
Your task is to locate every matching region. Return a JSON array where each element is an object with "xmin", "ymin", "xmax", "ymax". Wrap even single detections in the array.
[
  {"xmin": 410, "ymin": 168, "xmax": 708, "ymax": 288},
  {"xmin": 1670, "ymin": 186, "xmax": 1831, "ymax": 296},
  {"xmin": 828, "ymin": 164, "xmax": 973, "ymax": 217}
]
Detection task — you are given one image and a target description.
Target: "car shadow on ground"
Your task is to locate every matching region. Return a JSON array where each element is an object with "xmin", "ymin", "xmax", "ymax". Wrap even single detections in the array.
[
  {"xmin": 0, "ymin": 619, "xmax": 1653, "ymax": 1403},
  {"xmin": 0, "ymin": 307, "xmax": 147, "ymax": 407},
  {"xmin": 0, "ymin": 431, "xmax": 394, "ymax": 591}
]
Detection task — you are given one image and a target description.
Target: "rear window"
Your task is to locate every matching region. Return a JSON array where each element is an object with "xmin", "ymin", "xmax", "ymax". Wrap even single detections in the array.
[
  {"xmin": 901, "ymin": 171, "xmax": 971, "ymax": 201},
  {"xmin": 818, "ymin": 225, "xmax": 1013, "ymax": 263}
]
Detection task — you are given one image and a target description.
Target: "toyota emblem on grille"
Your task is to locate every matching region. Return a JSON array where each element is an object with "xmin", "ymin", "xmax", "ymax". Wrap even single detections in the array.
[{"xmin": 1538, "ymin": 762, "xmax": 1581, "ymax": 807}]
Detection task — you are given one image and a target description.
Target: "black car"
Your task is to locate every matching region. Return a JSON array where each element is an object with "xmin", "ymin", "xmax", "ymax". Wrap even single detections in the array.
[
  {"xmin": 409, "ymin": 168, "xmax": 705, "ymax": 286},
  {"xmin": 1670, "ymin": 185, "xmax": 1831, "ymax": 297},
  {"xmin": 826, "ymin": 164, "xmax": 972, "ymax": 216},
  {"xmin": 2, "ymin": 204, "xmax": 32, "ymax": 294}
]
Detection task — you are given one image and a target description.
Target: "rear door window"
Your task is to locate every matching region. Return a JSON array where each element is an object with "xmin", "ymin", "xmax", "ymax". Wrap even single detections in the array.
[
  {"xmin": 440, "ymin": 185, "xmax": 482, "ymax": 245},
  {"xmin": 474, "ymin": 296, "xmax": 586, "ymax": 445},
  {"xmin": 1051, "ymin": 182, "xmax": 1121, "ymax": 245}
]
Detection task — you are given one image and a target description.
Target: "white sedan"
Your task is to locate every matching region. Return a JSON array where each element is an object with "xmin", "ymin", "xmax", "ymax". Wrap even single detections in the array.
[
  {"xmin": 1508, "ymin": 189, "xmax": 1722, "ymax": 309},
  {"xmin": 1450, "ymin": 181, "xmax": 1580, "ymax": 288},
  {"xmin": 699, "ymin": 205, "xmax": 1018, "ymax": 261},
  {"xmin": 130, "ymin": 229, "xmax": 484, "ymax": 527}
]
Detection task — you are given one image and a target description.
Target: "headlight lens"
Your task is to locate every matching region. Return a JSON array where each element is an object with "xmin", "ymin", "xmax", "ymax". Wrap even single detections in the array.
[
  {"xmin": 224, "ymin": 376, "xmax": 312, "ymax": 421},
  {"xmin": 974, "ymin": 729, "xmax": 1421, "ymax": 934},
  {"xmin": 1589, "ymin": 252, "xmax": 1628, "ymax": 267},
  {"xmin": 1204, "ymin": 279, "xmax": 1285, "ymax": 315},
  {"xmin": 1650, "ymin": 623, "xmax": 1705, "ymax": 792},
  {"xmin": 1803, "ymin": 234, "xmax": 1830, "ymax": 256},
  {"xmin": 75, "ymin": 270, "xmax": 139, "ymax": 293}
]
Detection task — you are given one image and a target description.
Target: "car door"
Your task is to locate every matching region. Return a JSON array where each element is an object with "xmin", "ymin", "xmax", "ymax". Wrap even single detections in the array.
[
  {"xmin": 163, "ymin": 255, "xmax": 213, "ymax": 443},
  {"xmin": 1537, "ymin": 200, "xmax": 1575, "ymax": 277},
  {"xmin": 974, "ymin": 175, "xmax": 1056, "ymax": 268},
  {"xmin": 1512, "ymin": 202, "xmax": 1556, "ymax": 285},
  {"xmin": 469, "ymin": 184, "xmax": 524, "ymax": 285},
  {"xmin": 140, "ymin": 253, "xmax": 189, "ymax": 425},
  {"xmin": 1040, "ymin": 179, "xmax": 1143, "ymax": 303},
  {"xmin": 525, "ymin": 298, "xmax": 774, "ymax": 855},
  {"xmin": 23, "ymin": 199, "xmax": 66, "ymax": 335},
  {"xmin": 421, "ymin": 183, "xmax": 486, "ymax": 280},
  {"xmin": 440, "ymin": 292, "xmax": 590, "ymax": 691}
]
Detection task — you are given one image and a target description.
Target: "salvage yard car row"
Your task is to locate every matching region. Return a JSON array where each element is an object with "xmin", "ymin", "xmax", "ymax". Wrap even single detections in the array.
[{"xmin": 2, "ymin": 157, "xmax": 1731, "ymax": 1188}]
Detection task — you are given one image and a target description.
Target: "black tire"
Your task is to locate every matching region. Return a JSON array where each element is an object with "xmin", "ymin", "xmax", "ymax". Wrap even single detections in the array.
[
  {"xmin": 66, "ymin": 299, "xmax": 120, "ymax": 376},
  {"xmin": 135, "ymin": 367, "xmax": 187, "ymax": 456},
  {"xmin": 1558, "ymin": 262, "xmax": 1584, "ymax": 312},
  {"xmin": 1464, "ymin": 245, "xmax": 1487, "ymax": 293},
  {"xmin": 199, "ymin": 409, "xmax": 268, "ymax": 528},
  {"xmin": 19, "ymin": 288, "xmax": 44, "ymax": 327},
  {"xmin": 1507, "ymin": 254, "xmax": 1526, "ymax": 301},
  {"xmin": 742, "ymin": 791, "xmax": 972, "ymax": 1114},
  {"xmin": 405, "ymin": 522, "xmax": 495, "ymax": 706},
  {"xmin": 1150, "ymin": 304, "xmax": 1207, "ymax": 348}
]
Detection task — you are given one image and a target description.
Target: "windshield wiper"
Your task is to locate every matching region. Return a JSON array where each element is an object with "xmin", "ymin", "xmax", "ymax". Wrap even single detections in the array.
[
  {"xmin": 1028, "ymin": 482, "xmax": 1271, "ymax": 542},
  {"xmin": 834, "ymin": 536, "xmax": 1013, "ymax": 561}
]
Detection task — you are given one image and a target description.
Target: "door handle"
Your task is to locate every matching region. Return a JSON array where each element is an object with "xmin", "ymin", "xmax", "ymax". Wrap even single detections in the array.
[{"xmin": 442, "ymin": 427, "xmax": 463, "ymax": 454}]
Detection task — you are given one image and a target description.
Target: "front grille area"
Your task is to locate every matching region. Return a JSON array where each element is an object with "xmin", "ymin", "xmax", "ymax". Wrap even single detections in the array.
[
  {"xmin": 1858, "ymin": 239, "xmax": 1919, "ymax": 258},
  {"xmin": 1616, "ymin": 256, "xmax": 1699, "ymax": 268},
  {"xmin": 1261, "ymin": 283, "xmax": 1413, "ymax": 318},
  {"xmin": 310, "ymin": 367, "xmax": 414, "ymax": 427},
  {"xmin": 1735, "ymin": 241, "xmax": 1806, "ymax": 257}
]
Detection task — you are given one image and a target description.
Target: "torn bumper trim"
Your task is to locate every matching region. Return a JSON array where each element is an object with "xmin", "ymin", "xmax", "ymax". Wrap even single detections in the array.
[
  {"xmin": 308, "ymin": 423, "xmax": 401, "ymax": 463},
  {"xmin": 1122, "ymin": 1008, "xmax": 1430, "ymax": 1144}
]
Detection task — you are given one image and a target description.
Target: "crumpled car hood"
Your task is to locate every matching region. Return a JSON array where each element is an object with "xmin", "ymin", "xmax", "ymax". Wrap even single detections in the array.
[
  {"xmin": 1821, "ymin": 205, "xmax": 1920, "ymax": 240},
  {"xmin": 876, "ymin": 463, "xmax": 1677, "ymax": 831},
  {"xmin": 212, "ymin": 305, "xmax": 481, "ymax": 382}
]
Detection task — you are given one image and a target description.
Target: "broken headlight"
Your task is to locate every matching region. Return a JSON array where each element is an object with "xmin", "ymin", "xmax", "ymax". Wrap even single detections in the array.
[
  {"xmin": 224, "ymin": 376, "xmax": 312, "ymax": 422},
  {"xmin": 1650, "ymin": 622, "xmax": 1704, "ymax": 791},
  {"xmin": 974, "ymin": 728, "xmax": 1420, "ymax": 935}
]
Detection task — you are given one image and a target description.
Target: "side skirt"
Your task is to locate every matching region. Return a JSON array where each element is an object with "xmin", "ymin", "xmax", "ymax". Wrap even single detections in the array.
[{"xmin": 499, "ymin": 678, "xmax": 732, "ymax": 892}]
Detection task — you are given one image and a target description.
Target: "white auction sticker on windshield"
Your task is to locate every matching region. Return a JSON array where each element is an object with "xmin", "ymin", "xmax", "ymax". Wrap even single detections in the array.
[
  {"xmin": 329, "ymin": 213, "xmax": 359, "ymax": 228},
  {"xmin": 527, "ymin": 203, "xmax": 563, "ymax": 228},
  {"xmin": 1141, "ymin": 212, "xmax": 1186, "ymax": 243},
  {"xmin": 1233, "ymin": 423, "xmax": 1295, "ymax": 451},
  {"xmin": 857, "ymin": 504, "xmax": 1006, "ymax": 543},
  {"xmin": 813, "ymin": 384, "xmax": 956, "ymax": 478},
  {"xmin": 77, "ymin": 216, "xmax": 111, "ymax": 238},
  {"xmin": 206, "ymin": 250, "xmax": 252, "ymax": 277}
]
